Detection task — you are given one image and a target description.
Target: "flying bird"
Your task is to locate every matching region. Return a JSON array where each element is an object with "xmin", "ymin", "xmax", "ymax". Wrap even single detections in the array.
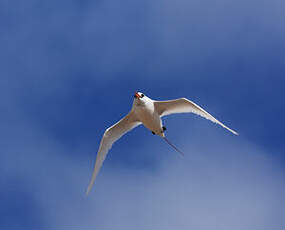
[{"xmin": 86, "ymin": 92, "xmax": 238, "ymax": 195}]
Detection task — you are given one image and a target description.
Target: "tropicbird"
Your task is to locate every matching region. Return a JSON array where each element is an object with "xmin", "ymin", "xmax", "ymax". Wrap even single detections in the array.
[{"xmin": 86, "ymin": 92, "xmax": 238, "ymax": 195}]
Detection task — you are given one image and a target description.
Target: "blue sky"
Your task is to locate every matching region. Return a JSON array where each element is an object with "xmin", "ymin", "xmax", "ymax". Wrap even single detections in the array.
[{"xmin": 1, "ymin": 0, "xmax": 285, "ymax": 229}]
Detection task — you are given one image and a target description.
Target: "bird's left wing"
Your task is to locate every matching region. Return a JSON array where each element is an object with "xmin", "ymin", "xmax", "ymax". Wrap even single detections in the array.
[
  {"xmin": 154, "ymin": 98, "xmax": 238, "ymax": 135},
  {"xmin": 86, "ymin": 111, "xmax": 141, "ymax": 195}
]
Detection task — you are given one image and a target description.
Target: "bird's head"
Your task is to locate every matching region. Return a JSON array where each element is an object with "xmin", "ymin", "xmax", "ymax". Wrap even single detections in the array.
[
  {"xmin": 134, "ymin": 91, "xmax": 144, "ymax": 99},
  {"xmin": 133, "ymin": 91, "xmax": 148, "ymax": 106}
]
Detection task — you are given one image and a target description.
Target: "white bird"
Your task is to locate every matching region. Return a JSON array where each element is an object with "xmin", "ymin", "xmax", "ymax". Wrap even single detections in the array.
[{"xmin": 86, "ymin": 92, "xmax": 238, "ymax": 195}]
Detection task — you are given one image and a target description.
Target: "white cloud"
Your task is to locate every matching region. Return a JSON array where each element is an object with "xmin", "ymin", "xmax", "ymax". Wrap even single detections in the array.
[{"xmin": 3, "ymin": 120, "xmax": 284, "ymax": 229}]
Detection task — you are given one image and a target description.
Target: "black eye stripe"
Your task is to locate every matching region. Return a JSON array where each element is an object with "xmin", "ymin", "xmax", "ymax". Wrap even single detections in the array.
[{"xmin": 141, "ymin": 94, "xmax": 144, "ymax": 98}]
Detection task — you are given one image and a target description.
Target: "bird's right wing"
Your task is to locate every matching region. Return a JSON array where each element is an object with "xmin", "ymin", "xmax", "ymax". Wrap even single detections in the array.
[
  {"xmin": 154, "ymin": 98, "xmax": 238, "ymax": 135},
  {"xmin": 86, "ymin": 111, "xmax": 141, "ymax": 195}
]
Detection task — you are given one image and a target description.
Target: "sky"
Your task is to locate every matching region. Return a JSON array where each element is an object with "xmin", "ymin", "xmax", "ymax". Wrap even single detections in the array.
[{"xmin": 1, "ymin": 0, "xmax": 285, "ymax": 229}]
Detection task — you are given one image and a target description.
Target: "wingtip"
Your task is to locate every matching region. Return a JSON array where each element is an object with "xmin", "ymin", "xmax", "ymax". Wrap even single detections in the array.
[
  {"xmin": 86, "ymin": 182, "xmax": 94, "ymax": 196},
  {"xmin": 232, "ymin": 130, "xmax": 239, "ymax": 136},
  {"xmin": 225, "ymin": 126, "xmax": 238, "ymax": 136}
]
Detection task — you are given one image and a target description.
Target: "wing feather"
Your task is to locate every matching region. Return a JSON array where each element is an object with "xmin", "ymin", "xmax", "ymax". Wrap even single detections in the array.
[
  {"xmin": 86, "ymin": 111, "xmax": 141, "ymax": 195},
  {"xmin": 154, "ymin": 98, "xmax": 238, "ymax": 135}
]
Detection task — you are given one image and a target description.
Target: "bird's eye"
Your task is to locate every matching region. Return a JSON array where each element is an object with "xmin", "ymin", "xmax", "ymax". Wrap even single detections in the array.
[{"xmin": 141, "ymin": 94, "xmax": 144, "ymax": 98}]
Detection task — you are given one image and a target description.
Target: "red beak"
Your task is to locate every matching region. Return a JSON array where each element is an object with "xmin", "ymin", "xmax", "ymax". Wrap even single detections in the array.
[{"xmin": 135, "ymin": 92, "xmax": 141, "ymax": 99}]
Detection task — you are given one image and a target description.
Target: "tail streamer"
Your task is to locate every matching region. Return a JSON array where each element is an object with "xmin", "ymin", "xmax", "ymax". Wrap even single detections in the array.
[{"xmin": 163, "ymin": 137, "xmax": 184, "ymax": 156}]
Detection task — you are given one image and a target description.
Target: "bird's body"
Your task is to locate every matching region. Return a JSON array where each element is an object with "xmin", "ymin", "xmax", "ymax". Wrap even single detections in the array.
[
  {"xmin": 132, "ymin": 94, "xmax": 164, "ymax": 137},
  {"xmin": 86, "ymin": 92, "xmax": 238, "ymax": 195}
]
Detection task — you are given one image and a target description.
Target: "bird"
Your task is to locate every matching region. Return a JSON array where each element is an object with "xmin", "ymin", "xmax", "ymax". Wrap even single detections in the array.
[{"xmin": 86, "ymin": 91, "xmax": 238, "ymax": 195}]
